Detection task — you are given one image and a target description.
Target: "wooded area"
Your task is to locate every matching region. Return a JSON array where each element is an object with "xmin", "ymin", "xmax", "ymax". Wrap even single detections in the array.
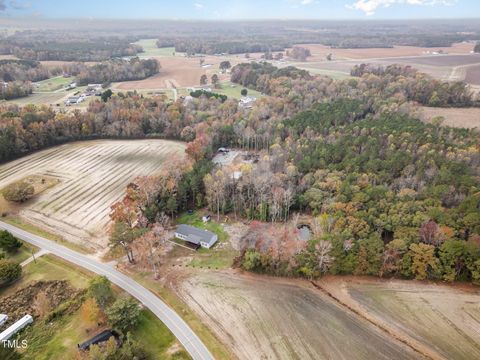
[{"xmin": 1, "ymin": 59, "xmax": 479, "ymax": 284}]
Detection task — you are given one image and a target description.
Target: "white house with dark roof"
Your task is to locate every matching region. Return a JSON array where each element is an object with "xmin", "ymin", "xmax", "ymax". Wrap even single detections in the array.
[{"xmin": 175, "ymin": 224, "xmax": 218, "ymax": 249}]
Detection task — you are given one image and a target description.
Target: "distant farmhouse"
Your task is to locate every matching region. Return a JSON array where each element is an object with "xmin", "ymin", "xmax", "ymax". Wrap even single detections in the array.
[
  {"xmin": 64, "ymin": 95, "xmax": 84, "ymax": 106},
  {"xmin": 239, "ymin": 96, "xmax": 256, "ymax": 108},
  {"xmin": 175, "ymin": 224, "xmax": 218, "ymax": 249}
]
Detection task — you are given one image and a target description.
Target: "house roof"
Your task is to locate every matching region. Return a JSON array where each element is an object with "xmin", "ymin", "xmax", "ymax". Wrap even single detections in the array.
[{"xmin": 176, "ymin": 224, "xmax": 217, "ymax": 246}]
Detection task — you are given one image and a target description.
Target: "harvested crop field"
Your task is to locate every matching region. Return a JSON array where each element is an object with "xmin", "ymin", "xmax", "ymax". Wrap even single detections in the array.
[
  {"xmin": 0, "ymin": 139, "xmax": 185, "ymax": 249},
  {"xmin": 114, "ymin": 55, "xmax": 237, "ymax": 90},
  {"xmin": 174, "ymin": 271, "xmax": 420, "ymax": 360},
  {"xmin": 299, "ymin": 42, "xmax": 474, "ymax": 61},
  {"xmin": 465, "ymin": 64, "xmax": 480, "ymax": 85},
  {"xmin": 294, "ymin": 56, "xmax": 480, "ymax": 84},
  {"xmin": 417, "ymin": 106, "xmax": 480, "ymax": 129},
  {"xmin": 391, "ymin": 54, "xmax": 480, "ymax": 67},
  {"xmin": 319, "ymin": 277, "xmax": 480, "ymax": 360}
]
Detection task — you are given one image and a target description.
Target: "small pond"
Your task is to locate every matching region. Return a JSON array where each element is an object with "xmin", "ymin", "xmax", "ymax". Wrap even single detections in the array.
[{"xmin": 297, "ymin": 224, "xmax": 312, "ymax": 241}]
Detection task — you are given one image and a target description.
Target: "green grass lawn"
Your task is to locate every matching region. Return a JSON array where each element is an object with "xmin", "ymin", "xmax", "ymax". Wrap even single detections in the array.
[
  {"xmin": 133, "ymin": 310, "xmax": 190, "ymax": 359},
  {"xmin": 34, "ymin": 76, "xmax": 72, "ymax": 92},
  {"xmin": 133, "ymin": 39, "xmax": 181, "ymax": 57},
  {"xmin": 213, "ymin": 82, "xmax": 263, "ymax": 100},
  {"xmin": 295, "ymin": 67, "xmax": 352, "ymax": 80}
]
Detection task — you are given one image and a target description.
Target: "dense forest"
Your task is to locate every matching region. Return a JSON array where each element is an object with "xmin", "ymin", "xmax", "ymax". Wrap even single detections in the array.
[
  {"xmin": 350, "ymin": 64, "xmax": 476, "ymax": 107},
  {"xmin": 0, "ymin": 60, "xmax": 52, "ymax": 82},
  {"xmin": 75, "ymin": 58, "xmax": 160, "ymax": 85},
  {"xmin": 0, "ymin": 32, "xmax": 142, "ymax": 61},
  {"xmin": 0, "ymin": 81, "xmax": 32, "ymax": 100},
  {"xmin": 1, "ymin": 59, "xmax": 479, "ymax": 284}
]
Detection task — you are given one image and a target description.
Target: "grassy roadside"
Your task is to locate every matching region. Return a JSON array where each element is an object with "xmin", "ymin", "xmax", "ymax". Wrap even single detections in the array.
[
  {"xmin": 2, "ymin": 216, "xmax": 92, "ymax": 254},
  {"xmin": 0, "ymin": 254, "xmax": 93, "ymax": 298},
  {"xmin": 133, "ymin": 309, "xmax": 191, "ymax": 360},
  {"xmin": 3, "ymin": 240, "xmax": 39, "ymax": 264},
  {"xmin": 1, "ymin": 253, "xmax": 189, "ymax": 359},
  {"xmin": 132, "ymin": 271, "xmax": 234, "ymax": 360}
]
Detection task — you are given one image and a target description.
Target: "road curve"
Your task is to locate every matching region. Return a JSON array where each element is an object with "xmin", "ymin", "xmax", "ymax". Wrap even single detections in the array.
[{"xmin": 0, "ymin": 221, "xmax": 214, "ymax": 360}]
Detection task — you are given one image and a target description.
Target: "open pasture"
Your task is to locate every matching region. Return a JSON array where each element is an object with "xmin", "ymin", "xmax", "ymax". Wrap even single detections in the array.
[
  {"xmin": 0, "ymin": 139, "xmax": 185, "ymax": 249},
  {"xmin": 4, "ymin": 91, "xmax": 68, "ymax": 106},
  {"xmin": 133, "ymin": 38, "xmax": 178, "ymax": 57},
  {"xmin": 34, "ymin": 76, "xmax": 72, "ymax": 92},
  {"xmin": 114, "ymin": 51, "xmax": 241, "ymax": 89},
  {"xmin": 391, "ymin": 54, "xmax": 480, "ymax": 67},
  {"xmin": 294, "ymin": 54, "xmax": 480, "ymax": 84},
  {"xmin": 300, "ymin": 42, "xmax": 475, "ymax": 61},
  {"xmin": 417, "ymin": 106, "xmax": 480, "ymax": 129}
]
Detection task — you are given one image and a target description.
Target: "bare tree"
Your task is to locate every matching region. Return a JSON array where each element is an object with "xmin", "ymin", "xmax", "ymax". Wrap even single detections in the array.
[{"xmin": 316, "ymin": 240, "xmax": 333, "ymax": 275}]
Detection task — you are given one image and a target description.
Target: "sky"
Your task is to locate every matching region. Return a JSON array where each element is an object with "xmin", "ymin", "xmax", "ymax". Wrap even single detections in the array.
[{"xmin": 0, "ymin": 0, "xmax": 479, "ymax": 19}]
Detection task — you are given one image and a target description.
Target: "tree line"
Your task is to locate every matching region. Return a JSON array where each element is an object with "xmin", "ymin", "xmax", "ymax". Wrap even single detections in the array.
[
  {"xmin": 350, "ymin": 64, "xmax": 476, "ymax": 107},
  {"xmin": 75, "ymin": 58, "xmax": 160, "ymax": 85},
  {"xmin": 0, "ymin": 59, "xmax": 55, "ymax": 100},
  {"xmin": 0, "ymin": 34, "xmax": 142, "ymax": 62}
]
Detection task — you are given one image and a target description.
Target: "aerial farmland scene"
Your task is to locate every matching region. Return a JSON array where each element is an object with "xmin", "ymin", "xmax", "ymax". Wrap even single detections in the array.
[{"xmin": 0, "ymin": 1, "xmax": 480, "ymax": 360}]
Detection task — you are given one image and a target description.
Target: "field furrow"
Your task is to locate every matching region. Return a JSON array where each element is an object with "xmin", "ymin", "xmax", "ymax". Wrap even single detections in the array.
[{"xmin": 0, "ymin": 139, "xmax": 185, "ymax": 248}]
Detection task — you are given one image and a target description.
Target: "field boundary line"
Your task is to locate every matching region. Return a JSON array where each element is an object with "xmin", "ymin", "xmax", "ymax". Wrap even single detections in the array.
[{"xmin": 310, "ymin": 280, "xmax": 443, "ymax": 360}]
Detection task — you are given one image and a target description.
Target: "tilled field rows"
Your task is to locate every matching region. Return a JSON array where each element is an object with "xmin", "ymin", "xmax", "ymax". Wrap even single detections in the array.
[{"xmin": 0, "ymin": 140, "xmax": 185, "ymax": 248}]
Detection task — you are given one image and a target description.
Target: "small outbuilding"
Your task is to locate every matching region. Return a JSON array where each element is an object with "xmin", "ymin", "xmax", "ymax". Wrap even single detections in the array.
[
  {"xmin": 0, "ymin": 315, "xmax": 33, "ymax": 341},
  {"xmin": 78, "ymin": 329, "xmax": 120, "ymax": 351},
  {"xmin": 175, "ymin": 224, "xmax": 218, "ymax": 249}
]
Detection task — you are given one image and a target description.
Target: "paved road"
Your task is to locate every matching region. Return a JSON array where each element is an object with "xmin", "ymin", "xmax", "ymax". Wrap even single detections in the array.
[{"xmin": 0, "ymin": 221, "xmax": 214, "ymax": 360}]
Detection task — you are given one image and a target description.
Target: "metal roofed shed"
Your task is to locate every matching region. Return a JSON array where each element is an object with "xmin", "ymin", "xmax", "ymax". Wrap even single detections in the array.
[
  {"xmin": 78, "ymin": 329, "xmax": 120, "ymax": 351},
  {"xmin": 0, "ymin": 314, "xmax": 8, "ymax": 327},
  {"xmin": 0, "ymin": 314, "xmax": 33, "ymax": 341},
  {"xmin": 175, "ymin": 224, "xmax": 218, "ymax": 249}
]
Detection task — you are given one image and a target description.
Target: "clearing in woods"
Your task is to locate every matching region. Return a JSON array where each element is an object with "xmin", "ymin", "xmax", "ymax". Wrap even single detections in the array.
[
  {"xmin": 0, "ymin": 139, "xmax": 185, "ymax": 249},
  {"xmin": 417, "ymin": 106, "xmax": 480, "ymax": 129}
]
